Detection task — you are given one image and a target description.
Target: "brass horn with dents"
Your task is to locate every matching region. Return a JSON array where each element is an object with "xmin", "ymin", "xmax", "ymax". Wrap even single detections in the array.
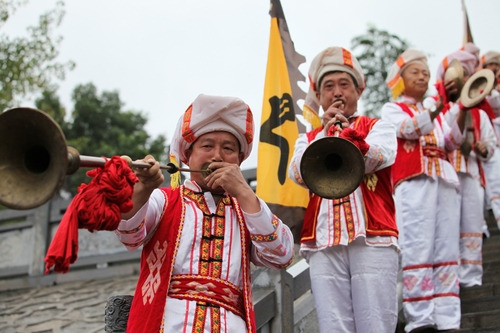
[
  {"xmin": 299, "ymin": 123, "xmax": 365, "ymax": 199},
  {"xmin": 0, "ymin": 107, "xmax": 211, "ymax": 210},
  {"xmin": 460, "ymin": 69, "xmax": 496, "ymax": 108}
]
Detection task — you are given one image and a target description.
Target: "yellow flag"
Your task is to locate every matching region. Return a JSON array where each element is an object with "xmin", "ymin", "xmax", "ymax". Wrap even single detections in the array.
[{"xmin": 256, "ymin": 0, "xmax": 309, "ymax": 241}]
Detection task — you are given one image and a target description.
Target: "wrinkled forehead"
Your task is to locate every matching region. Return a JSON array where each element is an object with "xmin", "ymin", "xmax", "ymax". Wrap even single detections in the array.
[
  {"xmin": 192, "ymin": 131, "xmax": 240, "ymax": 148},
  {"xmin": 402, "ymin": 62, "xmax": 429, "ymax": 75},
  {"xmin": 319, "ymin": 71, "xmax": 356, "ymax": 87}
]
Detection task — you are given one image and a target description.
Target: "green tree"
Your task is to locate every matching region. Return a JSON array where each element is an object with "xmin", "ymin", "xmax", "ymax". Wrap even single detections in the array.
[
  {"xmin": 62, "ymin": 83, "xmax": 167, "ymax": 194},
  {"xmin": 35, "ymin": 88, "xmax": 67, "ymax": 127},
  {"xmin": 0, "ymin": 0, "xmax": 75, "ymax": 111},
  {"xmin": 351, "ymin": 25, "xmax": 410, "ymax": 118}
]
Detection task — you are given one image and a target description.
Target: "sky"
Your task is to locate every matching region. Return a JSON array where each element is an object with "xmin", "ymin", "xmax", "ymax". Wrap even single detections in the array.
[{"xmin": 3, "ymin": 0, "xmax": 500, "ymax": 170}]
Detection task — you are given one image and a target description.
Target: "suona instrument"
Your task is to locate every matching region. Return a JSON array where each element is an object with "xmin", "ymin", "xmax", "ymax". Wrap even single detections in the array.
[{"xmin": 0, "ymin": 107, "xmax": 210, "ymax": 210}]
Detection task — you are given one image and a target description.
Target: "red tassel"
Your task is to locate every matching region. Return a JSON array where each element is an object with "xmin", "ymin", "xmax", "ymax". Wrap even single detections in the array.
[
  {"xmin": 44, "ymin": 156, "xmax": 138, "ymax": 274},
  {"xmin": 339, "ymin": 128, "xmax": 370, "ymax": 155},
  {"xmin": 327, "ymin": 125, "xmax": 341, "ymax": 136}
]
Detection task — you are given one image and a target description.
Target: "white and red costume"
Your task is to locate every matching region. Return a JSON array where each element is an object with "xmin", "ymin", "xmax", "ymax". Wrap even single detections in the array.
[
  {"xmin": 436, "ymin": 50, "xmax": 498, "ymax": 287},
  {"xmin": 381, "ymin": 95, "xmax": 465, "ymax": 332},
  {"xmin": 443, "ymin": 102, "xmax": 497, "ymax": 287},
  {"xmin": 115, "ymin": 180, "xmax": 294, "ymax": 333},
  {"xmin": 115, "ymin": 94, "xmax": 294, "ymax": 333},
  {"xmin": 289, "ymin": 114, "xmax": 399, "ymax": 333}
]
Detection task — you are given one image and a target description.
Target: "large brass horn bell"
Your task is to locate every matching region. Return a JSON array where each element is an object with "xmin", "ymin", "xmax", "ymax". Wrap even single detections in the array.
[
  {"xmin": 0, "ymin": 108, "xmax": 68, "ymax": 210},
  {"xmin": 460, "ymin": 69, "xmax": 496, "ymax": 108},
  {"xmin": 0, "ymin": 107, "xmax": 213, "ymax": 210},
  {"xmin": 300, "ymin": 133, "xmax": 365, "ymax": 199}
]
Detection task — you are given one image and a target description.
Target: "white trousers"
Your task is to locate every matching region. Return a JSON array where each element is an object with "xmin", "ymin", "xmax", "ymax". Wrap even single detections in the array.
[
  {"xmin": 395, "ymin": 176, "xmax": 461, "ymax": 332},
  {"xmin": 483, "ymin": 148, "xmax": 500, "ymax": 229},
  {"xmin": 308, "ymin": 238, "xmax": 399, "ymax": 333},
  {"xmin": 457, "ymin": 173, "xmax": 484, "ymax": 287}
]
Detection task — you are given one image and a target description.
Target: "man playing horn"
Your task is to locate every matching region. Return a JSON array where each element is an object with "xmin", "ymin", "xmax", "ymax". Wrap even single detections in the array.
[
  {"xmin": 115, "ymin": 94, "xmax": 294, "ymax": 333},
  {"xmin": 288, "ymin": 46, "xmax": 399, "ymax": 333}
]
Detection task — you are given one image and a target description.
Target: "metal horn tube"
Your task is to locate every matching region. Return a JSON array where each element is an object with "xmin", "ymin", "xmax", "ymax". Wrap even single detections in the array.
[{"xmin": 66, "ymin": 147, "xmax": 211, "ymax": 176}]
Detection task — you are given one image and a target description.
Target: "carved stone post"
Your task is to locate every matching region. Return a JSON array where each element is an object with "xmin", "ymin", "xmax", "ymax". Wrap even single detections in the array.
[{"xmin": 104, "ymin": 295, "xmax": 133, "ymax": 332}]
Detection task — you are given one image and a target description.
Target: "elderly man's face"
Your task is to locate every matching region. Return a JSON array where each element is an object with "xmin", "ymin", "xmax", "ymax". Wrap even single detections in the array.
[
  {"xmin": 185, "ymin": 131, "xmax": 243, "ymax": 190},
  {"xmin": 317, "ymin": 72, "xmax": 362, "ymax": 118},
  {"xmin": 401, "ymin": 63, "xmax": 430, "ymax": 100}
]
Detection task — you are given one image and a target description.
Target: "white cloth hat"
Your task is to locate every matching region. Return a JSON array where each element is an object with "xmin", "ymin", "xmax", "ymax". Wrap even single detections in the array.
[
  {"xmin": 461, "ymin": 42, "xmax": 480, "ymax": 68},
  {"xmin": 303, "ymin": 47, "xmax": 364, "ymax": 127},
  {"xmin": 436, "ymin": 50, "xmax": 478, "ymax": 81},
  {"xmin": 170, "ymin": 94, "xmax": 254, "ymax": 165},
  {"xmin": 481, "ymin": 51, "xmax": 500, "ymax": 66},
  {"xmin": 386, "ymin": 49, "xmax": 429, "ymax": 100}
]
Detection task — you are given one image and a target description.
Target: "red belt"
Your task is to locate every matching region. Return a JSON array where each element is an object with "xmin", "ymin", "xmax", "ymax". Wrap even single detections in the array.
[
  {"xmin": 422, "ymin": 146, "xmax": 447, "ymax": 160},
  {"xmin": 168, "ymin": 274, "xmax": 245, "ymax": 319}
]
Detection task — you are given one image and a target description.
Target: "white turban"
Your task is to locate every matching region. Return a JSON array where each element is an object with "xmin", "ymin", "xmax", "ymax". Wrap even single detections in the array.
[
  {"xmin": 386, "ymin": 49, "xmax": 429, "ymax": 100},
  {"xmin": 461, "ymin": 42, "xmax": 480, "ymax": 68},
  {"xmin": 481, "ymin": 50, "xmax": 500, "ymax": 66},
  {"xmin": 436, "ymin": 50, "xmax": 478, "ymax": 81},
  {"xmin": 170, "ymin": 94, "xmax": 254, "ymax": 165},
  {"xmin": 303, "ymin": 46, "xmax": 364, "ymax": 128}
]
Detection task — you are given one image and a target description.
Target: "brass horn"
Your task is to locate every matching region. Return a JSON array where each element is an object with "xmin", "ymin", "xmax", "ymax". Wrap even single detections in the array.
[
  {"xmin": 300, "ymin": 124, "xmax": 365, "ymax": 199},
  {"xmin": 0, "ymin": 107, "xmax": 210, "ymax": 210},
  {"xmin": 460, "ymin": 69, "xmax": 496, "ymax": 108}
]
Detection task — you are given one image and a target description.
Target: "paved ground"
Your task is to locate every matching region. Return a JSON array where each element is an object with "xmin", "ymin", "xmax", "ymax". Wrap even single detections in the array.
[{"xmin": 0, "ymin": 274, "xmax": 138, "ymax": 333}]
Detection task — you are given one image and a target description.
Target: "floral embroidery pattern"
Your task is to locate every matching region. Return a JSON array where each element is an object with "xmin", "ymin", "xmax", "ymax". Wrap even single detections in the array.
[
  {"xmin": 420, "ymin": 276, "xmax": 433, "ymax": 291},
  {"xmin": 403, "ymin": 276, "xmax": 418, "ymax": 291},
  {"xmin": 437, "ymin": 272, "xmax": 455, "ymax": 287}
]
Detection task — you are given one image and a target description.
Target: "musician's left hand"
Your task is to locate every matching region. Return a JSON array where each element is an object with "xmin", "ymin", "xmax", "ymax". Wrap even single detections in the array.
[{"xmin": 474, "ymin": 141, "xmax": 488, "ymax": 158}]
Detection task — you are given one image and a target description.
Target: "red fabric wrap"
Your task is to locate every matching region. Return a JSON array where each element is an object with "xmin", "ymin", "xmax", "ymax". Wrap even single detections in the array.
[
  {"xmin": 327, "ymin": 125, "xmax": 341, "ymax": 136},
  {"xmin": 469, "ymin": 108, "xmax": 487, "ymax": 187},
  {"xmin": 434, "ymin": 81, "xmax": 449, "ymax": 106},
  {"xmin": 127, "ymin": 187, "xmax": 182, "ymax": 333},
  {"xmin": 422, "ymin": 146, "xmax": 447, "ymax": 160},
  {"xmin": 300, "ymin": 193, "xmax": 322, "ymax": 242},
  {"xmin": 44, "ymin": 156, "xmax": 138, "ymax": 274},
  {"xmin": 323, "ymin": 125, "xmax": 370, "ymax": 155},
  {"xmin": 475, "ymin": 99, "xmax": 496, "ymax": 121},
  {"xmin": 339, "ymin": 127, "xmax": 370, "ymax": 155},
  {"xmin": 168, "ymin": 274, "xmax": 245, "ymax": 319}
]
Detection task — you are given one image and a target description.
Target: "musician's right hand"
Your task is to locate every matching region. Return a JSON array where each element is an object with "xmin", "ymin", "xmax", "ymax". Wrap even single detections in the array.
[
  {"xmin": 134, "ymin": 155, "xmax": 164, "ymax": 190},
  {"xmin": 444, "ymin": 78, "xmax": 459, "ymax": 99}
]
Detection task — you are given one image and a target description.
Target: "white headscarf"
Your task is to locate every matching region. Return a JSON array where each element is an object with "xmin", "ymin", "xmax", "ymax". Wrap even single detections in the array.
[
  {"xmin": 386, "ymin": 49, "xmax": 429, "ymax": 100},
  {"xmin": 481, "ymin": 50, "xmax": 500, "ymax": 66},
  {"xmin": 170, "ymin": 94, "xmax": 254, "ymax": 166},
  {"xmin": 303, "ymin": 46, "xmax": 364, "ymax": 129}
]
